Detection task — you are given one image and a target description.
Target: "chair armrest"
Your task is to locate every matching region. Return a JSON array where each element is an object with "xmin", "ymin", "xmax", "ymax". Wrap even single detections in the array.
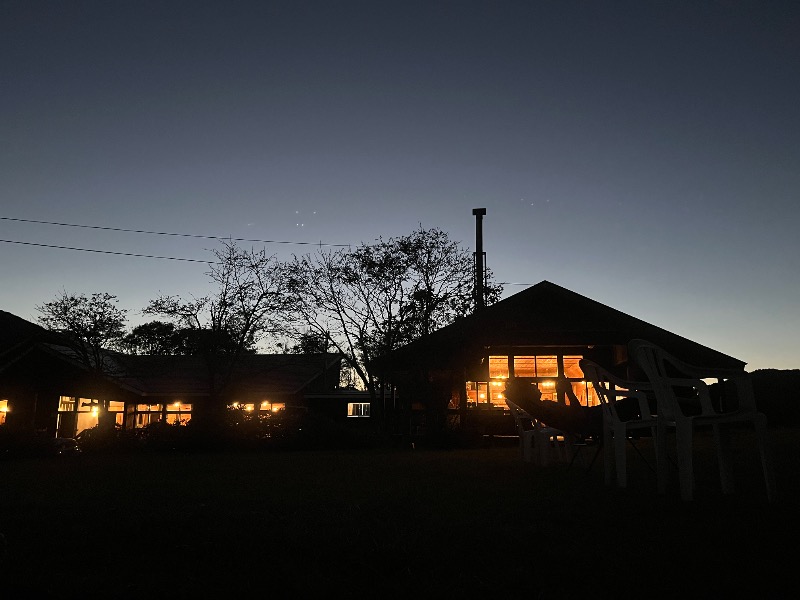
[{"xmin": 608, "ymin": 389, "xmax": 653, "ymax": 422}]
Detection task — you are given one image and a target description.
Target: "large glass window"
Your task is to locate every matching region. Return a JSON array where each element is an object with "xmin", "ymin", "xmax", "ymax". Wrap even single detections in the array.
[
  {"xmin": 466, "ymin": 352, "xmax": 593, "ymax": 410},
  {"xmin": 563, "ymin": 356, "xmax": 583, "ymax": 378},
  {"xmin": 165, "ymin": 401, "xmax": 192, "ymax": 425},
  {"xmin": 510, "ymin": 355, "xmax": 559, "ymax": 377},
  {"xmin": 513, "ymin": 356, "xmax": 535, "ymax": 378},
  {"xmin": 465, "ymin": 381, "xmax": 493, "ymax": 407},
  {"xmin": 570, "ymin": 381, "xmax": 599, "ymax": 406},
  {"xmin": 538, "ymin": 379, "xmax": 558, "ymax": 402},
  {"xmin": 347, "ymin": 403, "xmax": 370, "ymax": 417},
  {"xmin": 488, "ymin": 356, "xmax": 508, "ymax": 379},
  {"xmin": 0, "ymin": 399, "xmax": 7, "ymax": 425},
  {"xmin": 134, "ymin": 403, "xmax": 163, "ymax": 428},
  {"xmin": 259, "ymin": 401, "xmax": 285, "ymax": 413},
  {"xmin": 57, "ymin": 397, "xmax": 124, "ymax": 436},
  {"xmin": 535, "ymin": 356, "xmax": 558, "ymax": 377}
]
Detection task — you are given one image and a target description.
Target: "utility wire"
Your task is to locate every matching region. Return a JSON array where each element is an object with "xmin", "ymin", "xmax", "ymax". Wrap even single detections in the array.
[
  {"xmin": 1, "ymin": 218, "xmax": 534, "ymax": 285},
  {"xmin": 0, "ymin": 216, "xmax": 351, "ymax": 248},
  {"xmin": 0, "ymin": 239, "xmax": 216, "ymax": 263}
]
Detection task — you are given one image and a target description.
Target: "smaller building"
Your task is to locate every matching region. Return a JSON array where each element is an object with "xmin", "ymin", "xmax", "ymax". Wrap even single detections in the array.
[{"xmin": 0, "ymin": 309, "xmax": 365, "ymax": 440}]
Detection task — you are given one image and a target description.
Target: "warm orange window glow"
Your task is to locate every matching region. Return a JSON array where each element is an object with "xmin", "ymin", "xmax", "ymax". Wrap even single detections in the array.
[
  {"xmin": 0, "ymin": 399, "xmax": 7, "ymax": 425},
  {"xmin": 466, "ymin": 382, "xmax": 479, "ymax": 406},
  {"xmin": 535, "ymin": 356, "xmax": 558, "ymax": 377},
  {"xmin": 59, "ymin": 396, "xmax": 76, "ymax": 411},
  {"xmin": 347, "ymin": 402, "xmax": 370, "ymax": 417},
  {"xmin": 563, "ymin": 356, "xmax": 583, "ymax": 378},
  {"xmin": 489, "ymin": 356, "xmax": 509, "ymax": 378},
  {"xmin": 513, "ymin": 356, "xmax": 535, "ymax": 378}
]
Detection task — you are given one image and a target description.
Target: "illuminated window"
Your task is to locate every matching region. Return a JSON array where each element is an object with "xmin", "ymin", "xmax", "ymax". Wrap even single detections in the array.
[
  {"xmin": 166, "ymin": 401, "xmax": 192, "ymax": 425},
  {"xmin": 466, "ymin": 382, "xmax": 479, "ymax": 406},
  {"xmin": 56, "ymin": 396, "xmax": 124, "ymax": 435},
  {"xmin": 563, "ymin": 356, "xmax": 583, "ymax": 378},
  {"xmin": 259, "ymin": 401, "xmax": 285, "ymax": 413},
  {"xmin": 134, "ymin": 403, "xmax": 163, "ymax": 428},
  {"xmin": 466, "ymin": 382, "xmax": 498, "ymax": 408},
  {"xmin": 489, "ymin": 356, "xmax": 509, "ymax": 378},
  {"xmin": 347, "ymin": 402, "xmax": 370, "ymax": 417},
  {"xmin": 477, "ymin": 382, "xmax": 489, "ymax": 403},
  {"xmin": 568, "ymin": 381, "xmax": 599, "ymax": 407},
  {"xmin": 513, "ymin": 356, "xmax": 535, "ymax": 378},
  {"xmin": 538, "ymin": 379, "xmax": 558, "ymax": 401},
  {"xmin": 535, "ymin": 356, "xmax": 558, "ymax": 377},
  {"xmin": 0, "ymin": 399, "xmax": 8, "ymax": 425},
  {"xmin": 489, "ymin": 380, "xmax": 506, "ymax": 404}
]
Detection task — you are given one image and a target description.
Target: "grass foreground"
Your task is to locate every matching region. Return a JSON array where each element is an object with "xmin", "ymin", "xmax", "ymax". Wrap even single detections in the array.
[{"xmin": 2, "ymin": 426, "xmax": 798, "ymax": 599}]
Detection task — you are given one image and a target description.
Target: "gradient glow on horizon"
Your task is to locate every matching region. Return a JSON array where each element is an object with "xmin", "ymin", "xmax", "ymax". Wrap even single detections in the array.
[{"xmin": 1, "ymin": 1, "xmax": 798, "ymax": 370}]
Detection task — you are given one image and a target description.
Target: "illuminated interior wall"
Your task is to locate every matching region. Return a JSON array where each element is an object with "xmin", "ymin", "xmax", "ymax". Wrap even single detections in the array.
[
  {"xmin": 231, "ymin": 400, "xmax": 285, "ymax": 414},
  {"xmin": 57, "ymin": 397, "xmax": 125, "ymax": 436},
  {"xmin": 133, "ymin": 401, "xmax": 193, "ymax": 427},
  {"xmin": 465, "ymin": 352, "xmax": 599, "ymax": 409},
  {"xmin": 165, "ymin": 401, "xmax": 192, "ymax": 425},
  {"xmin": 347, "ymin": 402, "xmax": 370, "ymax": 417}
]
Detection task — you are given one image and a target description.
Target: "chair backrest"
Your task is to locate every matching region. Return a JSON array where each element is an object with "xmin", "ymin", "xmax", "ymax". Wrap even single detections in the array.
[
  {"xmin": 505, "ymin": 399, "xmax": 535, "ymax": 434},
  {"xmin": 579, "ymin": 359, "xmax": 652, "ymax": 424},
  {"xmin": 628, "ymin": 339, "xmax": 757, "ymax": 421}
]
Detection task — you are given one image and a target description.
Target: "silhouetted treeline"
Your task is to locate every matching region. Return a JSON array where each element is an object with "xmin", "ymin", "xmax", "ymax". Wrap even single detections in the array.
[{"xmin": 750, "ymin": 369, "xmax": 800, "ymax": 425}]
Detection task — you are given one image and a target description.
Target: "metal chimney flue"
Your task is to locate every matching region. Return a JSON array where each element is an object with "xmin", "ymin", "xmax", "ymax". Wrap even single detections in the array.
[{"xmin": 472, "ymin": 208, "xmax": 486, "ymax": 310}]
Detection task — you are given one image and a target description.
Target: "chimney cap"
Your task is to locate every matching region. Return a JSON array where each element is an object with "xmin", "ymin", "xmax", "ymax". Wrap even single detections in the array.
[{"xmin": 472, "ymin": 208, "xmax": 487, "ymax": 216}]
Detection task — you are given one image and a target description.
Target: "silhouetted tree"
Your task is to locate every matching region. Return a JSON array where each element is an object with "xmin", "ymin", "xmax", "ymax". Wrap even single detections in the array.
[
  {"xmin": 36, "ymin": 291, "xmax": 128, "ymax": 431},
  {"xmin": 285, "ymin": 330, "xmax": 332, "ymax": 354},
  {"xmin": 143, "ymin": 241, "xmax": 290, "ymax": 439},
  {"xmin": 120, "ymin": 320, "xmax": 185, "ymax": 355},
  {"xmin": 287, "ymin": 227, "xmax": 502, "ymax": 414}
]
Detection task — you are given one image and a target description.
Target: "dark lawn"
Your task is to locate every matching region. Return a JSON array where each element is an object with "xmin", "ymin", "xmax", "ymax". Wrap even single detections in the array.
[{"xmin": 2, "ymin": 426, "xmax": 798, "ymax": 599}]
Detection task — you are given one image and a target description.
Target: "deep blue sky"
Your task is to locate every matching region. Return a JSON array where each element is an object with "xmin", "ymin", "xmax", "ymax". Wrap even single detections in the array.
[{"xmin": 1, "ymin": 1, "xmax": 798, "ymax": 370}]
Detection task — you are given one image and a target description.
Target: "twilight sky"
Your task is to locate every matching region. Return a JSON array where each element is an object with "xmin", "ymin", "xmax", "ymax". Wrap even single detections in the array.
[{"xmin": 1, "ymin": 0, "xmax": 798, "ymax": 370}]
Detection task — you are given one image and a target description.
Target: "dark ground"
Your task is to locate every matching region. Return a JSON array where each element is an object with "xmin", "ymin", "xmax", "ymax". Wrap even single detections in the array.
[{"xmin": 2, "ymin": 425, "xmax": 797, "ymax": 599}]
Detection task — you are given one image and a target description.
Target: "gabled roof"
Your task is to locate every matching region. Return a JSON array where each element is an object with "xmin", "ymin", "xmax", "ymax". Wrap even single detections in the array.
[
  {"xmin": 114, "ymin": 352, "xmax": 343, "ymax": 397},
  {"xmin": 2, "ymin": 309, "xmax": 343, "ymax": 399},
  {"xmin": 0, "ymin": 309, "xmax": 63, "ymax": 359},
  {"xmin": 377, "ymin": 280, "xmax": 745, "ymax": 370}
]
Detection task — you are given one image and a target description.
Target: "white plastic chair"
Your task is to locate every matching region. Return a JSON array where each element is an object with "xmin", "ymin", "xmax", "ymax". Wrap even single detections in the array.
[
  {"xmin": 579, "ymin": 359, "xmax": 660, "ymax": 489},
  {"xmin": 505, "ymin": 399, "xmax": 571, "ymax": 466},
  {"xmin": 629, "ymin": 339, "xmax": 777, "ymax": 503}
]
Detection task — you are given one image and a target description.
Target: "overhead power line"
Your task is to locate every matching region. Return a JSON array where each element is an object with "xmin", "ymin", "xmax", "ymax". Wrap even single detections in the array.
[
  {"xmin": 0, "ymin": 239, "xmax": 216, "ymax": 263},
  {"xmin": 0, "ymin": 216, "xmax": 351, "ymax": 248}
]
